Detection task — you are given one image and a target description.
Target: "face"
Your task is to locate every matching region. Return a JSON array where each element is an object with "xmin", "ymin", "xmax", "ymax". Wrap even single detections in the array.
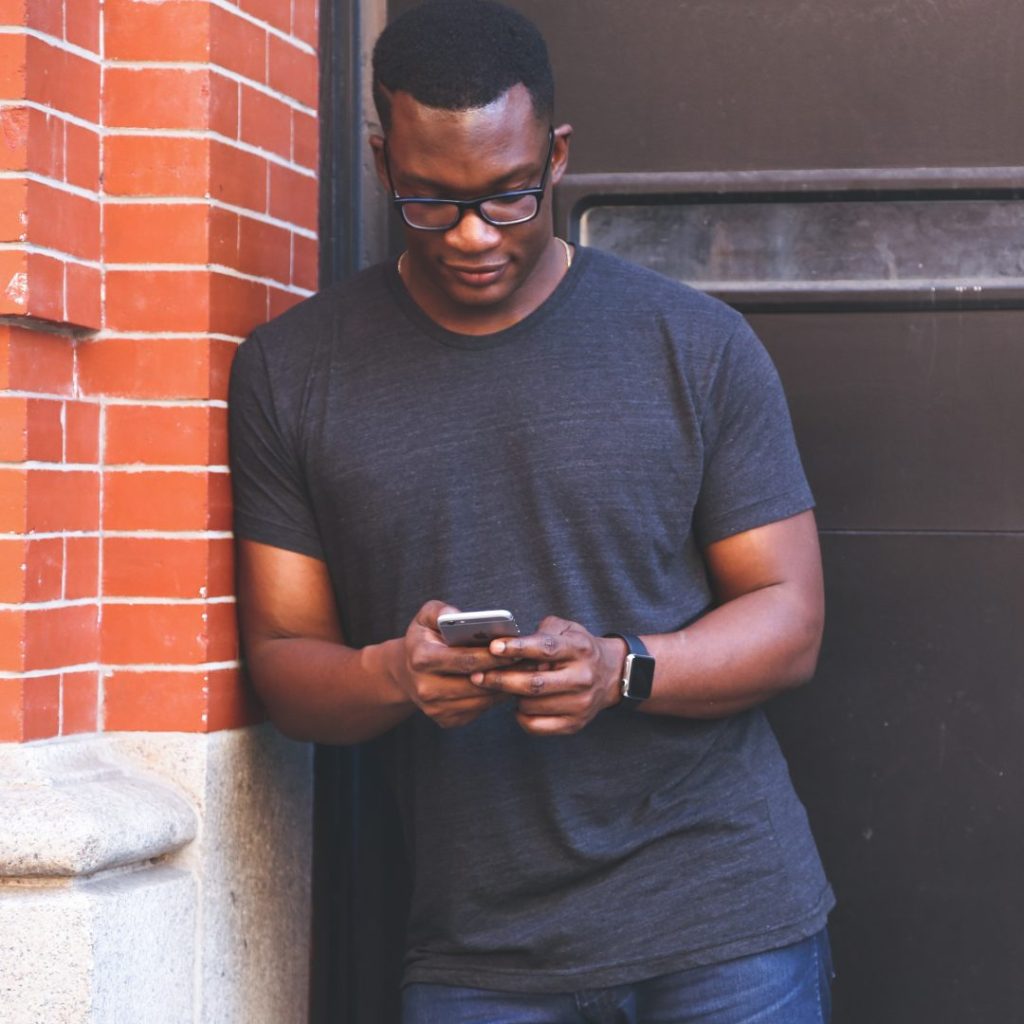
[{"xmin": 371, "ymin": 84, "xmax": 571, "ymax": 332}]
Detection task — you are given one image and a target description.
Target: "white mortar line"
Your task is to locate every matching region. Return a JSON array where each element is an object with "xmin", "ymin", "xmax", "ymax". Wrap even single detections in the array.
[
  {"xmin": 0, "ymin": 25, "xmax": 103, "ymax": 64},
  {"xmin": 105, "ymin": 62, "xmax": 317, "ymax": 116},
  {"xmin": 206, "ymin": 0, "xmax": 317, "ymax": 55},
  {"xmin": 0, "ymin": 99, "xmax": 101, "ymax": 134},
  {"xmin": 0, "ymin": 171, "xmax": 100, "ymax": 202},
  {"xmin": 103, "ymin": 197, "xmax": 319, "ymax": 239},
  {"xmin": 104, "ymin": 127, "xmax": 318, "ymax": 178},
  {"xmin": 0, "ymin": 243, "xmax": 103, "ymax": 270}
]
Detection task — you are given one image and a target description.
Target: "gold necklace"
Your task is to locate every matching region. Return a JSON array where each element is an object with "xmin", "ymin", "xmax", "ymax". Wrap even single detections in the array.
[{"xmin": 396, "ymin": 237, "xmax": 573, "ymax": 280}]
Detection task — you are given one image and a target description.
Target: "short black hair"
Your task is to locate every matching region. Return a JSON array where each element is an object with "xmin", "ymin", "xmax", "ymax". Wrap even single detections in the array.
[{"xmin": 372, "ymin": 0, "xmax": 554, "ymax": 132}]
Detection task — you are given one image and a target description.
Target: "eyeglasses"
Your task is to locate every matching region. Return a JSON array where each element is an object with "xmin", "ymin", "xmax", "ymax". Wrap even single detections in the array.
[{"xmin": 384, "ymin": 128, "xmax": 555, "ymax": 231}]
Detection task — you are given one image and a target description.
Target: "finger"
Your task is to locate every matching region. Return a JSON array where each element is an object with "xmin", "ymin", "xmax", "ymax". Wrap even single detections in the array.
[
  {"xmin": 469, "ymin": 665, "xmax": 583, "ymax": 697},
  {"xmin": 410, "ymin": 639, "xmax": 515, "ymax": 678},
  {"xmin": 490, "ymin": 628, "xmax": 579, "ymax": 664},
  {"xmin": 514, "ymin": 711, "xmax": 586, "ymax": 736},
  {"xmin": 414, "ymin": 599, "xmax": 458, "ymax": 631}
]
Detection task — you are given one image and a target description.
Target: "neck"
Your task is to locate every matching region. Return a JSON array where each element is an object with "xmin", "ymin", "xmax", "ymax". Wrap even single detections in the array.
[{"xmin": 398, "ymin": 236, "xmax": 572, "ymax": 336}]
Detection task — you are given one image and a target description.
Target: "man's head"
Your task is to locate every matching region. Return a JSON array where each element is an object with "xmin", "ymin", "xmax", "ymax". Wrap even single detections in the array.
[
  {"xmin": 372, "ymin": 0, "xmax": 554, "ymax": 133},
  {"xmin": 369, "ymin": 2, "xmax": 571, "ymax": 333}
]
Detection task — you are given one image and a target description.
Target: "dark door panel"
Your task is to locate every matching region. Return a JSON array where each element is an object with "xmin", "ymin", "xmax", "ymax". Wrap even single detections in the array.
[
  {"xmin": 770, "ymin": 532, "xmax": 1024, "ymax": 1022},
  {"xmin": 756, "ymin": 310, "xmax": 1024, "ymax": 532}
]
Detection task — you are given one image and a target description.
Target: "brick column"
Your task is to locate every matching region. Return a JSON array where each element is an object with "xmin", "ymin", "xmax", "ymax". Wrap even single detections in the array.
[{"xmin": 0, "ymin": 0, "xmax": 319, "ymax": 741}]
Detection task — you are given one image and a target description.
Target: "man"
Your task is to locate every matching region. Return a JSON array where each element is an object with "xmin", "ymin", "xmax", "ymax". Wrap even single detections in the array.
[{"xmin": 229, "ymin": 1, "xmax": 834, "ymax": 1020}]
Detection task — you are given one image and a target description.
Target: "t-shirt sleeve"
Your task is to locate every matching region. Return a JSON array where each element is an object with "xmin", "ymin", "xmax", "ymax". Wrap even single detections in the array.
[
  {"xmin": 227, "ymin": 332, "xmax": 325, "ymax": 560},
  {"xmin": 693, "ymin": 317, "xmax": 814, "ymax": 546}
]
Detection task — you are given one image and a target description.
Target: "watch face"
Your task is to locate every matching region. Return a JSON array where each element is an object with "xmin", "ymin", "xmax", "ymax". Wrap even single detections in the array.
[{"xmin": 623, "ymin": 652, "xmax": 655, "ymax": 701}]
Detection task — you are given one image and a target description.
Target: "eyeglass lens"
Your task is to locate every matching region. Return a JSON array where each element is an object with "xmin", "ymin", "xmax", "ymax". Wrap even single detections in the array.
[{"xmin": 401, "ymin": 193, "xmax": 540, "ymax": 230}]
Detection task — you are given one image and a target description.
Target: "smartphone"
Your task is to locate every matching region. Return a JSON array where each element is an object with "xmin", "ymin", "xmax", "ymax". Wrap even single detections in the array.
[{"xmin": 437, "ymin": 609, "xmax": 521, "ymax": 647}]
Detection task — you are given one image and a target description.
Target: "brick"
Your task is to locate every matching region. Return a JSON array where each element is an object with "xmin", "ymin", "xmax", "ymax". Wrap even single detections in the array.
[
  {"xmin": 206, "ymin": 601, "xmax": 238, "ymax": 662},
  {"xmin": 0, "ymin": 395, "xmax": 28, "ymax": 460},
  {"xmin": 104, "ymin": 669, "xmax": 207, "ymax": 732},
  {"xmin": 105, "ymin": 0, "xmax": 210, "ymax": 62},
  {"xmin": 0, "ymin": 0, "xmax": 27, "ymax": 24},
  {"xmin": 104, "ymin": 135, "xmax": 209, "ymax": 197},
  {"xmin": 65, "ymin": 536, "xmax": 100, "ymax": 599},
  {"xmin": 27, "ymin": 470, "xmax": 100, "ymax": 532},
  {"xmin": 27, "ymin": 36, "xmax": 101, "ymax": 123},
  {"xmin": 0, "ymin": 538, "xmax": 27, "ymax": 603},
  {"xmin": 210, "ymin": 72, "xmax": 239, "ymax": 139},
  {"xmin": 292, "ymin": 233, "xmax": 318, "ymax": 290},
  {"xmin": 65, "ymin": 262, "xmax": 102, "ymax": 330},
  {"xmin": 105, "ymin": 67, "xmax": 210, "ymax": 131},
  {"xmin": 207, "ymin": 536, "xmax": 234, "ymax": 597},
  {"xmin": 105, "ymin": 269, "xmax": 210, "ymax": 332},
  {"xmin": 292, "ymin": 0, "xmax": 319, "ymax": 49},
  {"xmin": 210, "ymin": 5, "xmax": 267, "ymax": 84},
  {"xmin": 238, "ymin": 213, "xmax": 290, "ymax": 283},
  {"xmin": 26, "ymin": 250, "xmax": 64, "ymax": 323},
  {"xmin": 25, "ymin": 0, "xmax": 60, "ymax": 37},
  {"xmin": 0, "ymin": 33, "xmax": 26, "ymax": 100},
  {"xmin": 209, "ymin": 406, "xmax": 228, "ymax": 466},
  {"xmin": 208, "ymin": 667, "xmax": 262, "ymax": 732},
  {"xmin": 268, "ymin": 35, "xmax": 317, "ymax": 109},
  {"xmin": 28, "ymin": 180, "xmax": 100, "ymax": 260},
  {"xmin": 106, "ymin": 404, "xmax": 213, "ymax": 466},
  {"xmin": 209, "ymin": 270, "xmax": 268, "ymax": 338},
  {"xmin": 0, "ymin": 678, "xmax": 24, "ymax": 743},
  {"xmin": 269, "ymin": 163, "xmax": 317, "ymax": 230},
  {"xmin": 239, "ymin": 0, "xmax": 291, "ymax": 34},
  {"xmin": 0, "ymin": 249, "xmax": 28, "ymax": 316},
  {"xmin": 0, "ymin": 106, "xmax": 30, "ymax": 171},
  {"xmin": 292, "ymin": 109, "xmax": 317, "ymax": 170},
  {"xmin": 24, "ymin": 537, "xmax": 62, "ymax": 602},
  {"xmin": 210, "ymin": 139, "xmax": 267, "ymax": 214},
  {"xmin": 268, "ymin": 286, "xmax": 302, "ymax": 320},
  {"xmin": 2, "ymin": 324, "xmax": 75, "ymax": 393},
  {"xmin": 240, "ymin": 84, "xmax": 291, "ymax": 160},
  {"xmin": 62, "ymin": 670, "xmax": 98, "ymax": 734},
  {"xmin": 66, "ymin": 0, "xmax": 101, "ymax": 53},
  {"xmin": 0, "ymin": 608, "xmax": 25, "ymax": 671},
  {"xmin": 22, "ymin": 674, "xmax": 59, "ymax": 740},
  {"xmin": 78, "ymin": 337, "xmax": 216, "ymax": 400},
  {"xmin": 104, "ymin": 537, "xmax": 232, "ymax": 599},
  {"xmin": 65, "ymin": 122, "xmax": 100, "ymax": 191},
  {"xmin": 25, "ymin": 397, "xmax": 62, "ymax": 462},
  {"xmin": 65, "ymin": 401, "xmax": 100, "ymax": 464},
  {"xmin": 209, "ymin": 206, "xmax": 240, "ymax": 268},
  {"xmin": 208, "ymin": 471, "xmax": 232, "ymax": 530},
  {"xmin": 0, "ymin": 177, "xmax": 28, "ymax": 241},
  {"xmin": 105, "ymin": 203, "xmax": 208, "ymax": 265},
  {"xmin": 102, "ymin": 602, "xmax": 213, "ymax": 664},
  {"xmin": 24, "ymin": 605, "xmax": 99, "ymax": 672},
  {"xmin": 209, "ymin": 340, "xmax": 236, "ymax": 401},
  {"xmin": 26, "ymin": 107, "xmax": 64, "ymax": 179},
  {"xmin": 104, "ymin": 470, "xmax": 216, "ymax": 531}
]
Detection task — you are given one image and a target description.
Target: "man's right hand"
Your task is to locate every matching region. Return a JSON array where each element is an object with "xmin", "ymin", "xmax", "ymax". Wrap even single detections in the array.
[{"xmin": 391, "ymin": 600, "xmax": 518, "ymax": 729}]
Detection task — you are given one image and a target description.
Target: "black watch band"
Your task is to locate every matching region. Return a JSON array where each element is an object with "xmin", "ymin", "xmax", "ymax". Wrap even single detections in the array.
[{"xmin": 603, "ymin": 632, "xmax": 656, "ymax": 709}]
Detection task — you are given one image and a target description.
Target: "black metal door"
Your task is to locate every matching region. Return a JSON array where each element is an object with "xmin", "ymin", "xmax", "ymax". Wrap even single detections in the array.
[{"xmin": 318, "ymin": 2, "xmax": 1024, "ymax": 1021}]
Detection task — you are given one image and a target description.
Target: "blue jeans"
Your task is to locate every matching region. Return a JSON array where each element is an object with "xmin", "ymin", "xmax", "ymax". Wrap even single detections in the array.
[{"xmin": 403, "ymin": 929, "xmax": 833, "ymax": 1024}]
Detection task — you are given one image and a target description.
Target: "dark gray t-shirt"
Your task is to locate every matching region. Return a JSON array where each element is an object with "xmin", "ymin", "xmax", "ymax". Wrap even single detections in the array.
[{"xmin": 229, "ymin": 246, "xmax": 833, "ymax": 992}]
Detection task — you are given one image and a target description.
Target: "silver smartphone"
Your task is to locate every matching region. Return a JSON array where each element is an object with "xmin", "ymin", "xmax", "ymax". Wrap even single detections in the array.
[{"xmin": 437, "ymin": 609, "xmax": 521, "ymax": 647}]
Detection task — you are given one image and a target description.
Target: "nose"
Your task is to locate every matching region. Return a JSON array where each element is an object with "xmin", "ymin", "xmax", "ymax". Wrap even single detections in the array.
[{"xmin": 444, "ymin": 208, "xmax": 502, "ymax": 254}]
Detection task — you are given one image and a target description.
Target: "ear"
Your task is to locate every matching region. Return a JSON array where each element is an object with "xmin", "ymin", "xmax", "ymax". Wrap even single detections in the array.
[
  {"xmin": 550, "ymin": 124, "xmax": 573, "ymax": 186},
  {"xmin": 368, "ymin": 134, "xmax": 390, "ymax": 191}
]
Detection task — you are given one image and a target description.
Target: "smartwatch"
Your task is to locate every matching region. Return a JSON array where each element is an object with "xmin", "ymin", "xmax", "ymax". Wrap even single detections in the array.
[{"xmin": 603, "ymin": 633, "xmax": 655, "ymax": 710}]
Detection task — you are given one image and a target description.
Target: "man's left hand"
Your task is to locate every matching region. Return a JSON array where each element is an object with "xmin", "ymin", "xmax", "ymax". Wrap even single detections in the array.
[{"xmin": 469, "ymin": 617, "xmax": 626, "ymax": 735}]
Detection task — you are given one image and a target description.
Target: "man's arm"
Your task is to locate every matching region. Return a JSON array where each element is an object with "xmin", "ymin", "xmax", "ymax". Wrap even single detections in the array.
[
  {"xmin": 236, "ymin": 539, "xmax": 515, "ymax": 744},
  {"xmin": 470, "ymin": 510, "xmax": 824, "ymax": 735}
]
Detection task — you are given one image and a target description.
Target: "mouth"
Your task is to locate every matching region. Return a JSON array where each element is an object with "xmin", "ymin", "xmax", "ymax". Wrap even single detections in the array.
[{"xmin": 445, "ymin": 262, "xmax": 509, "ymax": 288}]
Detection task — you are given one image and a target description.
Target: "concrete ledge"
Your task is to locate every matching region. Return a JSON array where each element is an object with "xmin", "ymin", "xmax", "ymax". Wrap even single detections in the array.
[{"xmin": 0, "ymin": 740, "xmax": 197, "ymax": 878}]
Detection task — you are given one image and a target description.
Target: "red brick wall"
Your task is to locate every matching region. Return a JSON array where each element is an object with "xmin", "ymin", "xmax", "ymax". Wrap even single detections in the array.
[{"xmin": 0, "ymin": 0, "xmax": 319, "ymax": 741}]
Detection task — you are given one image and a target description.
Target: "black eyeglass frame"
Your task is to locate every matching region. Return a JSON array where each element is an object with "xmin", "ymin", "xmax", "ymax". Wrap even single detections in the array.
[{"xmin": 383, "ymin": 128, "xmax": 556, "ymax": 231}]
